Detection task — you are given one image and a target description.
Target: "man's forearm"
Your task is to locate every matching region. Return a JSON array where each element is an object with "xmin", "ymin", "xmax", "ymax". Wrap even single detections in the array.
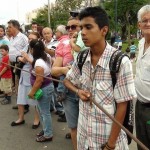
[
  {"xmin": 45, "ymin": 47, "xmax": 55, "ymax": 57},
  {"xmin": 51, "ymin": 67, "xmax": 69, "ymax": 77},
  {"xmin": 107, "ymin": 102, "xmax": 128, "ymax": 148},
  {"xmin": 64, "ymin": 78, "xmax": 78, "ymax": 94}
]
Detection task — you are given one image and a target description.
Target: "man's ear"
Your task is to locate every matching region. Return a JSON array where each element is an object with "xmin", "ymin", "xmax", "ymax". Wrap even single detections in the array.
[
  {"xmin": 102, "ymin": 26, "xmax": 109, "ymax": 36},
  {"xmin": 137, "ymin": 22, "xmax": 141, "ymax": 29}
]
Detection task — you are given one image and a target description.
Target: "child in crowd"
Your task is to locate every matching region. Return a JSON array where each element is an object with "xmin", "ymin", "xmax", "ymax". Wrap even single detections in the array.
[
  {"xmin": 0, "ymin": 45, "xmax": 12, "ymax": 105},
  {"xmin": 130, "ymin": 41, "xmax": 137, "ymax": 62}
]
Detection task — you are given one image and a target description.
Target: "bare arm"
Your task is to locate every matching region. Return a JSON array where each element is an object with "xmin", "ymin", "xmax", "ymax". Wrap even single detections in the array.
[
  {"xmin": 28, "ymin": 66, "xmax": 44, "ymax": 99},
  {"xmin": 21, "ymin": 51, "xmax": 33, "ymax": 64},
  {"xmin": 0, "ymin": 67, "xmax": 7, "ymax": 77},
  {"xmin": 51, "ymin": 57, "xmax": 70, "ymax": 77},
  {"xmin": 106, "ymin": 101, "xmax": 128, "ymax": 149},
  {"xmin": 45, "ymin": 47, "xmax": 55, "ymax": 57},
  {"xmin": 64, "ymin": 78, "xmax": 90, "ymax": 101},
  {"xmin": 70, "ymin": 38, "xmax": 81, "ymax": 53}
]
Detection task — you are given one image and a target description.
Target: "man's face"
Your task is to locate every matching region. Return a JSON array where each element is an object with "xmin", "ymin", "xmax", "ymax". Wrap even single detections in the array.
[
  {"xmin": 7, "ymin": 23, "xmax": 16, "ymax": 36},
  {"xmin": 42, "ymin": 29, "xmax": 52, "ymax": 42},
  {"xmin": 138, "ymin": 12, "xmax": 150, "ymax": 36},
  {"xmin": 55, "ymin": 29, "xmax": 62, "ymax": 40},
  {"xmin": 0, "ymin": 28, "xmax": 5, "ymax": 38},
  {"xmin": 31, "ymin": 24, "xmax": 38, "ymax": 32},
  {"xmin": 80, "ymin": 17, "xmax": 107, "ymax": 47},
  {"xmin": 67, "ymin": 19, "xmax": 80, "ymax": 38}
]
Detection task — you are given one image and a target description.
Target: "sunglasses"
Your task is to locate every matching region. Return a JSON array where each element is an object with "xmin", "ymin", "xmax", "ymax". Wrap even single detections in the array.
[{"xmin": 65, "ymin": 25, "xmax": 78, "ymax": 31}]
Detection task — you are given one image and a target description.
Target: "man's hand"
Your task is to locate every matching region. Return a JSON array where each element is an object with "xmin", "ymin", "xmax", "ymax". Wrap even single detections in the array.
[
  {"xmin": 18, "ymin": 56, "xmax": 26, "ymax": 63},
  {"xmin": 78, "ymin": 89, "xmax": 91, "ymax": 101},
  {"xmin": 21, "ymin": 51, "xmax": 30, "ymax": 61}
]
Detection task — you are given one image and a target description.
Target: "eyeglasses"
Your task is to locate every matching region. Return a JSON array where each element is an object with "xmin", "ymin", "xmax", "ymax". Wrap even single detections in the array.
[
  {"xmin": 140, "ymin": 19, "xmax": 150, "ymax": 25},
  {"xmin": 65, "ymin": 25, "xmax": 78, "ymax": 31}
]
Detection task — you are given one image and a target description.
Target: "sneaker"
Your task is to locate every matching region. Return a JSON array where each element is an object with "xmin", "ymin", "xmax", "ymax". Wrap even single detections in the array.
[
  {"xmin": 1, "ymin": 99, "xmax": 11, "ymax": 105},
  {"xmin": 57, "ymin": 116, "xmax": 67, "ymax": 122},
  {"xmin": 0, "ymin": 93, "xmax": 5, "ymax": 98}
]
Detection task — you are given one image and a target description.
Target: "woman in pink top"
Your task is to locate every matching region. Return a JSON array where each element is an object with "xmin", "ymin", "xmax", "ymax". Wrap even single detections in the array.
[{"xmin": 52, "ymin": 18, "xmax": 81, "ymax": 150}]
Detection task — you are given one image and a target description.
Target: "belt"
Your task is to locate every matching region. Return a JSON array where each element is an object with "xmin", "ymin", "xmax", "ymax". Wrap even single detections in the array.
[{"xmin": 138, "ymin": 100, "xmax": 150, "ymax": 107}]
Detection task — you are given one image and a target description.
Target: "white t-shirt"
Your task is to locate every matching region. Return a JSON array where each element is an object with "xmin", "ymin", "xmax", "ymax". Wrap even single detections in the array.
[{"xmin": 32, "ymin": 57, "xmax": 51, "ymax": 77}]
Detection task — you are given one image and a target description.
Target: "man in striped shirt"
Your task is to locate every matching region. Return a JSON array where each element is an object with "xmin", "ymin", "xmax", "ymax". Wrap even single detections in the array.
[
  {"xmin": 7, "ymin": 20, "xmax": 28, "ymax": 111},
  {"xmin": 64, "ymin": 6, "xmax": 137, "ymax": 150}
]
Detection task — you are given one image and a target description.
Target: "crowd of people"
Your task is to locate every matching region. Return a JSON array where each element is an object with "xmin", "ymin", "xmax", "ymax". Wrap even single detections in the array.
[{"xmin": 0, "ymin": 4, "xmax": 150, "ymax": 150}]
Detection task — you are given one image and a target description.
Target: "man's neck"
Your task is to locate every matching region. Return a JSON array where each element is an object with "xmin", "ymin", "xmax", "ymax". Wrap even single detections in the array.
[
  {"xmin": 13, "ymin": 30, "xmax": 19, "ymax": 38},
  {"xmin": 90, "ymin": 41, "xmax": 106, "ymax": 57},
  {"xmin": 45, "ymin": 38, "xmax": 52, "ymax": 44},
  {"xmin": 90, "ymin": 41, "xmax": 106, "ymax": 68}
]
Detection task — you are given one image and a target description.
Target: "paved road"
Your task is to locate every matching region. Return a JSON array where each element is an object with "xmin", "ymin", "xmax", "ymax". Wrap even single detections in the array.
[
  {"xmin": 0, "ymin": 58, "xmax": 138, "ymax": 150},
  {"xmin": 0, "ymin": 95, "xmax": 73, "ymax": 150}
]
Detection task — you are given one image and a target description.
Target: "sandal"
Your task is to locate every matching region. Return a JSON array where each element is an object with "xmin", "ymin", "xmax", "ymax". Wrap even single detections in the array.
[
  {"xmin": 65, "ymin": 133, "xmax": 71, "ymax": 139},
  {"xmin": 1, "ymin": 99, "xmax": 10, "ymax": 105},
  {"xmin": 36, "ymin": 130, "xmax": 44, "ymax": 137},
  {"xmin": 36, "ymin": 135, "xmax": 53, "ymax": 142}
]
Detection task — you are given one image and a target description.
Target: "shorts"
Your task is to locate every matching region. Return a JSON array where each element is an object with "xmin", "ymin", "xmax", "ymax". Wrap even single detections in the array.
[
  {"xmin": 0, "ymin": 78, "xmax": 12, "ymax": 93},
  {"xmin": 63, "ymin": 90, "xmax": 79, "ymax": 128}
]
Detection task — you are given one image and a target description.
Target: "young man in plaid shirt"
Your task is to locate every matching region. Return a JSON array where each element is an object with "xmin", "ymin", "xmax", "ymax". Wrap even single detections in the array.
[{"xmin": 64, "ymin": 6, "xmax": 137, "ymax": 150}]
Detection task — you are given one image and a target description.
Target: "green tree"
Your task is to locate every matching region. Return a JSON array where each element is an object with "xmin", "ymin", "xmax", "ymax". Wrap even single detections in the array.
[
  {"xmin": 32, "ymin": 0, "xmax": 83, "ymax": 30},
  {"xmin": 104, "ymin": 0, "xmax": 149, "ymax": 43},
  {"xmin": 32, "ymin": 5, "xmax": 49, "ymax": 27}
]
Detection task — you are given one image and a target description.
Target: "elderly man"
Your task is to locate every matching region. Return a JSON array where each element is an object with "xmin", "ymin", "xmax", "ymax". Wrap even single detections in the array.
[
  {"xmin": 7, "ymin": 20, "xmax": 28, "ymax": 111},
  {"xmin": 42, "ymin": 27, "xmax": 58, "ymax": 57},
  {"xmin": 135, "ymin": 5, "xmax": 150, "ymax": 150}
]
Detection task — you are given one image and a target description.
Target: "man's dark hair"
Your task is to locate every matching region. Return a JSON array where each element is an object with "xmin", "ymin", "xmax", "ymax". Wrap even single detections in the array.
[
  {"xmin": 31, "ymin": 22, "xmax": 38, "ymax": 25},
  {"xmin": 0, "ymin": 44, "xmax": 9, "ymax": 52},
  {"xmin": 79, "ymin": 6, "xmax": 109, "ymax": 29},
  {"xmin": 8, "ymin": 20, "xmax": 20, "ymax": 30}
]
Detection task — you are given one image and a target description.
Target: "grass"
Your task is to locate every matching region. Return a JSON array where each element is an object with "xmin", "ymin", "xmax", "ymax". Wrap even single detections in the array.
[{"xmin": 122, "ymin": 39, "xmax": 139, "ymax": 52}]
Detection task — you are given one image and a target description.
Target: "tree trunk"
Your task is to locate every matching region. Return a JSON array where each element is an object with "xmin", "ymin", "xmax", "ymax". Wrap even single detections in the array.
[{"xmin": 126, "ymin": 10, "xmax": 131, "ymax": 45}]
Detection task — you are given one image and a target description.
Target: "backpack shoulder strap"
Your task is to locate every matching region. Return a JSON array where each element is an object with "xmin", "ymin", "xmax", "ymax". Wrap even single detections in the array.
[
  {"xmin": 109, "ymin": 50, "xmax": 129, "ymax": 88},
  {"xmin": 77, "ymin": 49, "xmax": 89, "ymax": 74}
]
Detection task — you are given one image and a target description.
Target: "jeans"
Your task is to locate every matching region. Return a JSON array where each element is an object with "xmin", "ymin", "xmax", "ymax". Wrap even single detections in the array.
[
  {"xmin": 57, "ymin": 75, "xmax": 67, "ymax": 93},
  {"xmin": 37, "ymin": 83, "xmax": 54, "ymax": 137},
  {"xmin": 50, "ymin": 88, "xmax": 64, "ymax": 112},
  {"xmin": 63, "ymin": 90, "xmax": 79, "ymax": 128}
]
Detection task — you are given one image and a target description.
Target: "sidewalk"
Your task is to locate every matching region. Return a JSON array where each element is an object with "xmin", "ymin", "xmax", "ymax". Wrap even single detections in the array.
[
  {"xmin": 0, "ymin": 95, "xmax": 73, "ymax": 150},
  {"xmin": 0, "ymin": 58, "xmax": 138, "ymax": 150}
]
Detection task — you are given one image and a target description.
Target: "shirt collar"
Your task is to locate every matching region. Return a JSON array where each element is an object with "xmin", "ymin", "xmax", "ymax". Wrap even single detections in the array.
[{"xmin": 85, "ymin": 42, "xmax": 115, "ymax": 69}]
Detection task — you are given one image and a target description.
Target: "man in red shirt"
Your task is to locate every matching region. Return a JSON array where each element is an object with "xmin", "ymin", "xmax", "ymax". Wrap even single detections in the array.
[{"xmin": 0, "ymin": 45, "xmax": 12, "ymax": 105}]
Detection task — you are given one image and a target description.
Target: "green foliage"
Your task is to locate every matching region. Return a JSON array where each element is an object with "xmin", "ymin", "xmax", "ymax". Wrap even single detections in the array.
[
  {"xmin": 104, "ymin": 0, "xmax": 149, "ymax": 41},
  {"xmin": 32, "ymin": 5, "xmax": 49, "ymax": 27},
  {"xmin": 32, "ymin": 0, "xmax": 83, "ymax": 30}
]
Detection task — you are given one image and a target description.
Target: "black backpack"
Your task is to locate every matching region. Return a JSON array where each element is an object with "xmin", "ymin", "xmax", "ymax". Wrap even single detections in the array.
[{"xmin": 77, "ymin": 49, "xmax": 133, "ymax": 145}]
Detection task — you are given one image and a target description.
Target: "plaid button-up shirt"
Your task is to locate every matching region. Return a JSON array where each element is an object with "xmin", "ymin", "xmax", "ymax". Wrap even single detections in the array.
[{"xmin": 66, "ymin": 43, "xmax": 137, "ymax": 150}]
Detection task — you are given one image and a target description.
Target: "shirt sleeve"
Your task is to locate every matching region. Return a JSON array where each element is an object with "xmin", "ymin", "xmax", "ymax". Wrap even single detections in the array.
[
  {"xmin": 114, "ymin": 56, "xmax": 137, "ymax": 103},
  {"xmin": 35, "ymin": 59, "xmax": 44, "ymax": 69},
  {"xmin": 55, "ymin": 42, "xmax": 63, "ymax": 57},
  {"xmin": 66, "ymin": 60, "xmax": 81, "ymax": 87}
]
